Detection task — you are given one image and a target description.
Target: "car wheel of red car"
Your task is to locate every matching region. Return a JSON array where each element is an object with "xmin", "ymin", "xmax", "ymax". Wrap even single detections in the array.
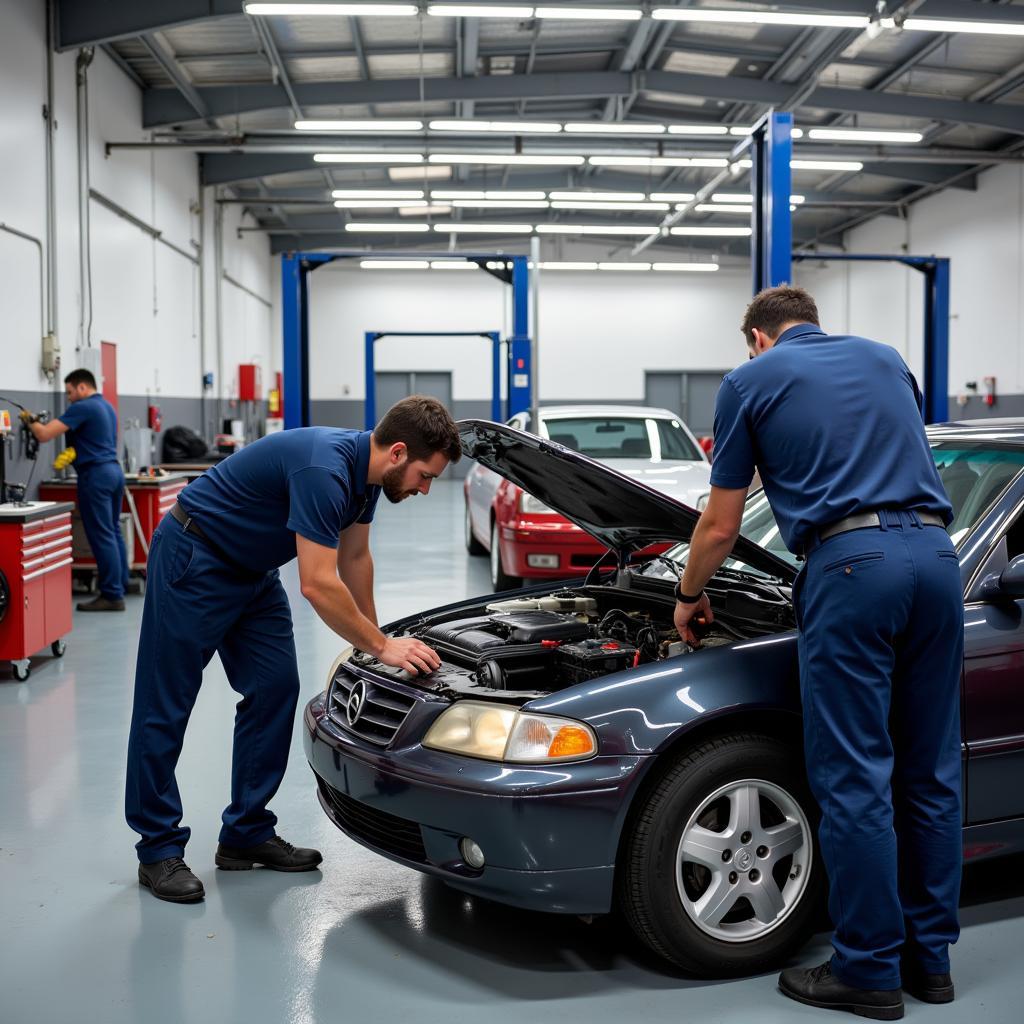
[
  {"xmin": 618, "ymin": 732, "xmax": 823, "ymax": 977},
  {"xmin": 465, "ymin": 502, "xmax": 486, "ymax": 556},
  {"xmin": 490, "ymin": 520, "xmax": 520, "ymax": 591}
]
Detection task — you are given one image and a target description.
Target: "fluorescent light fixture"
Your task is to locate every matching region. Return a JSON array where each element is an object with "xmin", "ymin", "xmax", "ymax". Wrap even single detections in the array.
[
  {"xmin": 791, "ymin": 158, "xmax": 864, "ymax": 172},
  {"xmin": 432, "ymin": 190, "xmax": 547, "ymax": 199},
  {"xmin": 430, "ymin": 261, "xmax": 477, "ymax": 269},
  {"xmin": 551, "ymin": 200, "xmax": 669, "ymax": 212},
  {"xmin": 902, "ymin": 17, "xmax": 1024, "ymax": 37},
  {"xmin": 535, "ymin": 224, "xmax": 659, "ymax": 236},
  {"xmin": 696, "ymin": 203, "xmax": 751, "ymax": 214},
  {"xmin": 588, "ymin": 155, "xmax": 728, "ymax": 168},
  {"xmin": 360, "ymin": 260, "xmax": 430, "ymax": 269},
  {"xmin": 428, "ymin": 4, "xmax": 535, "ymax": 17},
  {"xmin": 451, "ymin": 199, "xmax": 550, "ymax": 209},
  {"xmin": 548, "ymin": 190, "xmax": 645, "ymax": 201},
  {"xmin": 598, "ymin": 262, "xmax": 651, "ymax": 271},
  {"xmin": 334, "ymin": 199, "xmax": 430, "ymax": 208},
  {"xmin": 730, "ymin": 125, "xmax": 803, "ymax": 138},
  {"xmin": 537, "ymin": 261, "xmax": 599, "ymax": 270},
  {"xmin": 564, "ymin": 122, "xmax": 666, "ymax": 134},
  {"xmin": 390, "ymin": 165, "xmax": 450, "ymax": 180},
  {"xmin": 650, "ymin": 192, "xmax": 696, "ymax": 202},
  {"xmin": 332, "ymin": 189, "xmax": 424, "ymax": 199},
  {"xmin": 711, "ymin": 192, "xmax": 805, "ymax": 204},
  {"xmin": 314, "ymin": 152, "xmax": 423, "ymax": 163},
  {"xmin": 651, "ymin": 8, "xmax": 869, "ymax": 29},
  {"xmin": 398, "ymin": 204, "xmax": 452, "ymax": 215},
  {"xmin": 807, "ymin": 128, "xmax": 924, "ymax": 144},
  {"xmin": 429, "ymin": 119, "xmax": 562, "ymax": 133},
  {"xmin": 295, "ymin": 119, "xmax": 423, "ymax": 131},
  {"xmin": 344, "ymin": 222, "xmax": 431, "ymax": 232},
  {"xmin": 246, "ymin": 3, "xmax": 418, "ymax": 14},
  {"xmin": 431, "ymin": 222, "xmax": 535, "ymax": 233},
  {"xmin": 429, "ymin": 153, "xmax": 586, "ymax": 166},
  {"xmin": 535, "ymin": 6, "xmax": 642, "ymax": 20},
  {"xmin": 668, "ymin": 125, "xmax": 729, "ymax": 136},
  {"xmin": 670, "ymin": 226, "xmax": 752, "ymax": 237},
  {"xmin": 652, "ymin": 263, "xmax": 719, "ymax": 272}
]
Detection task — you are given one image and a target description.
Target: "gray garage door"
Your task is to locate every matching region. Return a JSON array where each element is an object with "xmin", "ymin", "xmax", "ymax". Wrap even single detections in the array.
[
  {"xmin": 645, "ymin": 371, "xmax": 728, "ymax": 436},
  {"xmin": 375, "ymin": 371, "xmax": 465, "ymax": 477}
]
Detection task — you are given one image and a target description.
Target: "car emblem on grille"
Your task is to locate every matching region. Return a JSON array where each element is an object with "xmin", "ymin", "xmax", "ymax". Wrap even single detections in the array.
[{"xmin": 346, "ymin": 681, "xmax": 367, "ymax": 726}]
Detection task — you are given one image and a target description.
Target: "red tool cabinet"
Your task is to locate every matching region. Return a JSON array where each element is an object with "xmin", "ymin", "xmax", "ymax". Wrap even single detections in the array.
[
  {"xmin": 0, "ymin": 502, "xmax": 75, "ymax": 681},
  {"xmin": 39, "ymin": 472, "xmax": 188, "ymax": 576}
]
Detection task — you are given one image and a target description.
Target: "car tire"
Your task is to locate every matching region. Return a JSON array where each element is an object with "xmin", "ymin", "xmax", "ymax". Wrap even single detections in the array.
[
  {"xmin": 490, "ymin": 520, "xmax": 520, "ymax": 591},
  {"xmin": 465, "ymin": 502, "xmax": 486, "ymax": 556},
  {"xmin": 618, "ymin": 732, "xmax": 823, "ymax": 977}
]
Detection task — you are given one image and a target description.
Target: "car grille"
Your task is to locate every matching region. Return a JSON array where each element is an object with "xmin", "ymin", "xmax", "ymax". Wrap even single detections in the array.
[
  {"xmin": 328, "ymin": 671, "xmax": 418, "ymax": 747},
  {"xmin": 317, "ymin": 777, "xmax": 427, "ymax": 863}
]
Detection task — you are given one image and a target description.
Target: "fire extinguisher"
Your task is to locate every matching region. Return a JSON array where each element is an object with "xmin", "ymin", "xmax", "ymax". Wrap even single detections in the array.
[{"xmin": 148, "ymin": 404, "xmax": 163, "ymax": 432}]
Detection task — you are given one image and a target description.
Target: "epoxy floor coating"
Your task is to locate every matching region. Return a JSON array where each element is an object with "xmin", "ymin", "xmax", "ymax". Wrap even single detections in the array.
[{"xmin": 2, "ymin": 480, "xmax": 1023, "ymax": 1024}]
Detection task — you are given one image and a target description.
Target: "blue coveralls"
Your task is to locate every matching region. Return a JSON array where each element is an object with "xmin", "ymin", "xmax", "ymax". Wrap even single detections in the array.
[
  {"xmin": 711, "ymin": 324, "xmax": 963, "ymax": 991},
  {"xmin": 125, "ymin": 427, "xmax": 380, "ymax": 863},
  {"xmin": 58, "ymin": 394, "xmax": 129, "ymax": 601}
]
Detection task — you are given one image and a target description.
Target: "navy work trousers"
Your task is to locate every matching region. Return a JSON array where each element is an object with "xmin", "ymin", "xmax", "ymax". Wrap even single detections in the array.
[
  {"xmin": 77, "ymin": 461, "xmax": 129, "ymax": 600},
  {"xmin": 125, "ymin": 516, "xmax": 300, "ymax": 863},
  {"xmin": 795, "ymin": 510, "xmax": 963, "ymax": 990}
]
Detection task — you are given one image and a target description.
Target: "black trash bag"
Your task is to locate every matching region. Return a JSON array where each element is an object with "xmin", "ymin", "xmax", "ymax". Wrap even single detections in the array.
[{"xmin": 162, "ymin": 425, "xmax": 210, "ymax": 463}]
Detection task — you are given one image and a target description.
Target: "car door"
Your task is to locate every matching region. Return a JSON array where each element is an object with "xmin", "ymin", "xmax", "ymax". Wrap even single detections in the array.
[{"xmin": 962, "ymin": 496, "xmax": 1024, "ymax": 823}]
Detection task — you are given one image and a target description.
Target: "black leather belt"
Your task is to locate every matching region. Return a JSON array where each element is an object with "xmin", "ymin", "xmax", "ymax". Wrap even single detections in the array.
[
  {"xmin": 819, "ymin": 509, "xmax": 945, "ymax": 542},
  {"xmin": 169, "ymin": 501, "xmax": 208, "ymax": 540}
]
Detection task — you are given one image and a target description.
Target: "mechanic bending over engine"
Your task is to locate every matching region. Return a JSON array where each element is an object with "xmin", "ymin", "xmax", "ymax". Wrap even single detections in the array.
[
  {"xmin": 673, "ymin": 286, "xmax": 961, "ymax": 1020},
  {"xmin": 125, "ymin": 396, "xmax": 457, "ymax": 904}
]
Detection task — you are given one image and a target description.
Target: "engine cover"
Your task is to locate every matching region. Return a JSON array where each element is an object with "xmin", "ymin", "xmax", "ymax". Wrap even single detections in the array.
[{"xmin": 420, "ymin": 610, "xmax": 591, "ymax": 660}]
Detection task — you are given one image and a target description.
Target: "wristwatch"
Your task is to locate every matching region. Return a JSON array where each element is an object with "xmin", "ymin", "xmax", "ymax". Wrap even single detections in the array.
[{"xmin": 674, "ymin": 581, "xmax": 704, "ymax": 604}]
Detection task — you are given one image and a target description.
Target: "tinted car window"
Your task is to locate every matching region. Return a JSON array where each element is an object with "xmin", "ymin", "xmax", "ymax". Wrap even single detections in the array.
[{"xmin": 545, "ymin": 417, "xmax": 700, "ymax": 461}]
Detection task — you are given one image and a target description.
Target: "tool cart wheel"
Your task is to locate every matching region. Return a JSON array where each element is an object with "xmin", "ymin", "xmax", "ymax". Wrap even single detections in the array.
[
  {"xmin": 51, "ymin": 639, "xmax": 66, "ymax": 658},
  {"xmin": 12, "ymin": 660, "xmax": 31, "ymax": 682}
]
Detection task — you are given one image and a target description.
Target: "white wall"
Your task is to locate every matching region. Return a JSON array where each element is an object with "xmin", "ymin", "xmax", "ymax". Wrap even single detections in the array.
[
  {"xmin": 308, "ymin": 264, "xmax": 753, "ymax": 402},
  {"xmin": 0, "ymin": 0, "xmax": 276, "ymax": 408}
]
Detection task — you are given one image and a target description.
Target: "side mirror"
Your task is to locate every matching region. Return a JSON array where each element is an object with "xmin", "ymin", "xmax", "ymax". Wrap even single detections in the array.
[{"xmin": 980, "ymin": 553, "xmax": 1024, "ymax": 601}]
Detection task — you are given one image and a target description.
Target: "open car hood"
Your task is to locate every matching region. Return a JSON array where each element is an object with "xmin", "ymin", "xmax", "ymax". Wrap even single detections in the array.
[{"xmin": 459, "ymin": 420, "xmax": 797, "ymax": 584}]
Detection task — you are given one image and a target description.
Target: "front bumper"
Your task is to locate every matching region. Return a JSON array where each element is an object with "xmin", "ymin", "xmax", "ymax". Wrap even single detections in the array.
[{"xmin": 304, "ymin": 693, "xmax": 650, "ymax": 914}]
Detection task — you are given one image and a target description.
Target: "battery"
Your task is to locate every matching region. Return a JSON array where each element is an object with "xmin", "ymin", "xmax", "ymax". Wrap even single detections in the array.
[{"xmin": 557, "ymin": 638, "xmax": 638, "ymax": 685}]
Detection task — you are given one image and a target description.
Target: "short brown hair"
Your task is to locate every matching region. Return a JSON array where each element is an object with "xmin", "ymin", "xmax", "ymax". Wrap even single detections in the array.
[
  {"xmin": 741, "ymin": 285, "xmax": 820, "ymax": 345},
  {"xmin": 64, "ymin": 368, "xmax": 97, "ymax": 389},
  {"xmin": 374, "ymin": 395, "xmax": 462, "ymax": 464}
]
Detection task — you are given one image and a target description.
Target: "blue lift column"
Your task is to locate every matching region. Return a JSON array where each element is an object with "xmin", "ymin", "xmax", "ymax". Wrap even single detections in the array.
[
  {"xmin": 750, "ymin": 110, "xmax": 794, "ymax": 292},
  {"xmin": 281, "ymin": 252, "xmax": 310, "ymax": 431},
  {"xmin": 507, "ymin": 255, "xmax": 532, "ymax": 418}
]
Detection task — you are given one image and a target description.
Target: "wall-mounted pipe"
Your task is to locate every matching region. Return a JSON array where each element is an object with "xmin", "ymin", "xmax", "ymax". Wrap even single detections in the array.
[
  {"xmin": 0, "ymin": 224, "xmax": 46, "ymax": 343},
  {"xmin": 76, "ymin": 46, "xmax": 95, "ymax": 350},
  {"xmin": 88, "ymin": 188, "xmax": 199, "ymax": 265}
]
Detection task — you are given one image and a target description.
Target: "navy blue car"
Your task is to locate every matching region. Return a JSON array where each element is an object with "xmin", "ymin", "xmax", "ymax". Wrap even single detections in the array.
[{"xmin": 304, "ymin": 419, "xmax": 1024, "ymax": 976}]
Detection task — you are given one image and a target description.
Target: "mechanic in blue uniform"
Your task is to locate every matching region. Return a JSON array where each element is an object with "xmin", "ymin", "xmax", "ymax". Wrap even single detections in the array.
[
  {"xmin": 26, "ymin": 368, "xmax": 131, "ymax": 611},
  {"xmin": 673, "ymin": 287, "xmax": 962, "ymax": 1020},
  {"xmin": 125, "ymin": 396, "xmax": 459, "ymax": 904}
]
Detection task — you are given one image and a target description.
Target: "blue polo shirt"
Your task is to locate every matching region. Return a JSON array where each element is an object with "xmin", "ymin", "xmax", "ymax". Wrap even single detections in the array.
[
  {"xmin": 710, "ymin": 323, "xmax": 952, "ymax": 553},
  {"xmin": 178, "ymin": 427, "xmax": 381, "ymax": 572},
  {"xmin": 57, "ymin": 393, "xmax": 119, "ymax": 468}
]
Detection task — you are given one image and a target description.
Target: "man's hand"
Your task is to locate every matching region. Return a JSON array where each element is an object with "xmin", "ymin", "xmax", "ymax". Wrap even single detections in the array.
[
  {"xmin": 378, "ymin": 637, "xmax": 441, "ymax": 676},
  {"xmin": 674, "ymin": 592, "xmax": 714, "ymax": 646}
]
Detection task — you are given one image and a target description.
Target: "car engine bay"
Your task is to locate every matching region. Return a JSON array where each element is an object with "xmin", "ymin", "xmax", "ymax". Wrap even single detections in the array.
[{"xmin": 348, "ymin": 576, "xmax": 795, "ymax": 702}]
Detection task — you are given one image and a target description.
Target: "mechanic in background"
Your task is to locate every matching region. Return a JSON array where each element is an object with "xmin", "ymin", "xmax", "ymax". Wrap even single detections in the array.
[
  {"xmin": 26, "ymin": 368, "xmax": 131, "ymax": 611},
  {"xmin": 673, "ymin": 286, "xmax": 961, "ymax": 1020}
]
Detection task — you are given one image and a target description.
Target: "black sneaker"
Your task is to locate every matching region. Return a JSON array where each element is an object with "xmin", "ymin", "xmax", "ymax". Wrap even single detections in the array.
[
  {"xmin": 77, "ymin": 595, "xmax": 126, "ymax": 612},
  {"xmin": 138, "ymin": 857, "xmax": 205, "ymax": 903},
  {"xmin": 215, "ymin": 835, "xmax": 323, "ymax": 873},
  {"xmin": 902, "ymin": 965, "xmax": 955, "ymax": 1004},
  {"xmin": 779, "ymin": 960, "xmax": 904, "ymax": 1020}
]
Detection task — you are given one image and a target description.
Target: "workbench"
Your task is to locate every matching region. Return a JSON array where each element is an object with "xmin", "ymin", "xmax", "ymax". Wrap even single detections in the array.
[
  {"xmin": 39, "ymin": 472, "xmax": 188, "ymax": 580},
  {"xmin": 0, "ymin": 501, "xmax": 75, "ymax": 680}
]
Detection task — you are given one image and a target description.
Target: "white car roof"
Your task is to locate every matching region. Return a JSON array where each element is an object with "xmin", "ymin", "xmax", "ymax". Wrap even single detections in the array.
[{"xmin": 538, "ymin": 405, "xmax": 681, "ymax": 421}]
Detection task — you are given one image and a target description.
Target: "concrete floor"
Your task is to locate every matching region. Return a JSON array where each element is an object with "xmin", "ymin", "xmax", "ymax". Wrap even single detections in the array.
[{"xmin": 2, "ymin": 479, "xmax": 1023, "ymax": 1024}]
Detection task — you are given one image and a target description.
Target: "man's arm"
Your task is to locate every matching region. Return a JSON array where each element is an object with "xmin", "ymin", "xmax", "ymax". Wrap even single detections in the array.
[
  {"xmin": 674, "ymin": 486, "xmax": 747, "ymax": 644},
  {"xmin": 25, "ymin": 416, "xmax": 69, "ymax": 444},
  {"xmin": 297, "ymin": 534, "xmax": 439, "ymax": 675},
  {"xmin": 336, "ymin": 522, "xmax": 377, "ymax": 625}
]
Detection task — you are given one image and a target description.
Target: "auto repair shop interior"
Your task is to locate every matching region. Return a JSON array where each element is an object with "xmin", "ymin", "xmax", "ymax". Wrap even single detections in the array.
[{"xmin": 2, "ymin": 1, "xmax": 1024, "ymax": 1022}]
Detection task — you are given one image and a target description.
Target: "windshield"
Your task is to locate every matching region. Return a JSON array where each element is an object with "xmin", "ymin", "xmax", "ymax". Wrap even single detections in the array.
[
  {"xmin": 543, "ymin": 416, "xmax": 701, "ymax": 461},
  {"xmin": 646, "ymin": 442, "xmax": 1024, "ymax": 580}
]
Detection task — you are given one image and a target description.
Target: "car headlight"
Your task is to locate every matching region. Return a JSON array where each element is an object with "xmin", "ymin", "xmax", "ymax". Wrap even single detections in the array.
[
  {"xmin": 518, "ymin": 490, "xmax": 553, "ymax": 515},
  {"xmin": 696, "ymin": 493, "xmax": 710, "ymax": 511},
  {"xmin": 423, "ymin": 701, "xmax": 598, "ymax": 763},
  {"xmin": 325, "ymin": 645, "xmax": 354, "ymax": 694}
]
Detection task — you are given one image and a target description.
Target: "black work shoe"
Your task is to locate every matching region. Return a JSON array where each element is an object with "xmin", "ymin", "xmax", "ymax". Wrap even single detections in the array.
[
  {"xmin": 215, "ymin": 835, "xmax": 323, "ymax": 873},
  {"xmin": 779, "ymin": 961, "xmax": 904, "ymax": 1020},
  {"xmin": 902, "ymin": 966, "xmax": 955, "ymax": 1004},
  {"xmin": 77, "ymin": 595, "xmax": 126, "ymax": 612},
  {"xmin": 138, "ymin": 857, "xmax": 205, "ymax": 903}
]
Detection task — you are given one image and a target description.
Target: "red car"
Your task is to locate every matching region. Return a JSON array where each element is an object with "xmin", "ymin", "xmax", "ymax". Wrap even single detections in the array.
[{"xmin": 464, "ymin": 406, "xmax": 712, "ymax": 589}]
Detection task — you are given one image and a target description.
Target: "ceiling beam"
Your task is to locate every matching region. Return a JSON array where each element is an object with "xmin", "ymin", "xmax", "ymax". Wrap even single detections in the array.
[
  {"xmin": 56, "ymin": 0, "xmax": 240, "ymax": 51},
  {"xmin": 139, "ymin": 33, "xmax": 216, "ymax": 129},
  {"xmin": 144, "ymin": 68, "xmax": 1024, "ymax": 136}
]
